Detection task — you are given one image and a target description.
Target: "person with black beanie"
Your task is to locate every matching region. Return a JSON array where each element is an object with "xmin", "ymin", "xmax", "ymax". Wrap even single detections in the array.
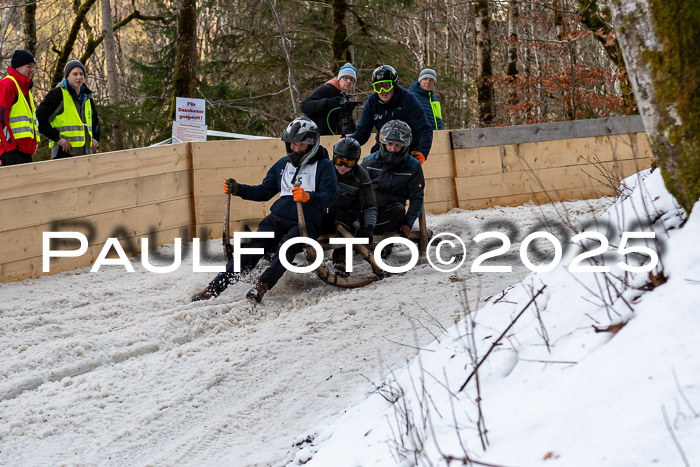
[{"xmin": 0, "ymin": 49, "xmax": 40, "ymax": 166}]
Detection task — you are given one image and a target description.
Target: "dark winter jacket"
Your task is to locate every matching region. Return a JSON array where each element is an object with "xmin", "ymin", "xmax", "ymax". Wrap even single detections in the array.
[
  {"xmin": 301, "ymin": 78, "xmax": 353, "ymax": 136},
  {"xmin": 350, "ymin": 85, "xmax": 433, "ymax": 157},
  {"xmin": 361, "ymin": 151, "xmax": 425, "ymax": 229},
  {"xmin": 0, "ymin": 67, "xmax": 38, "ymax": 158},
  {"xmin": 36, "ymin": 80, "xmax": 101, "ymax": 159},
  {"xmin": 408, "ymin": 81, "xmax": 443, "ymax": 130},
  {"xmin": 334, "ymin": 164, "xmax": 378, "ymax": 229},
  {"xmin": 236, "ymin": 146, "xmax": 337, "ymax": 229}
]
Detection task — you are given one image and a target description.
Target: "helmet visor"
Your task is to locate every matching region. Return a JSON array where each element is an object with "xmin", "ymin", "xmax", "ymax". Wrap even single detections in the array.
[
  {"xmin": 333, "ymin": 156, "xmax": 357, "ymax": 168},
  {"xmin": 372, "ymin": 80, "xmax": 394, "ymax": 93}
]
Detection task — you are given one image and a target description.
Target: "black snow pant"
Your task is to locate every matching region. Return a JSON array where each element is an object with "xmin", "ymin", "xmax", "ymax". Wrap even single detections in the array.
[
  {"xmin": 209, "ymin": 212, "xmax": 318, "ymax": 293},
  {"xmin": 373, "ymin": 202, "xmax": 406, "ymax": 235},
  {"xmin": 0, "ymin": 149, "xmax": 33, "ymax": 166},
  {"xmin": 321, "ymin": 208, "xmax": 364, "ymax": 262}
]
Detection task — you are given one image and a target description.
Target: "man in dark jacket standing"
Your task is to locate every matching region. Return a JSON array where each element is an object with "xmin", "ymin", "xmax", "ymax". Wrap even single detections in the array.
[
  {"xmin": 301, "ymin": 63, "xmax": 357, "ymax": 136},
  {"xmin": 351, "ymin": 65, "xmax": 433, "ymax": 164},
  {"xmin": 190, "ymin": 117, "xmax": 337, "ymax": 304},
  {"xmin": 0, "ymin": 50, "xmax": 40, "ymax": 166},
  {"xmin": 361, "ymin": 120, "xmax": 424, "ymax": 237},
  {"xmin": 408, "ymin": 68, "xmax": 443, "ymax": 130},
  {"xmin": 37, "ymin": 60, "xmax": 101, "ymax": 159}
]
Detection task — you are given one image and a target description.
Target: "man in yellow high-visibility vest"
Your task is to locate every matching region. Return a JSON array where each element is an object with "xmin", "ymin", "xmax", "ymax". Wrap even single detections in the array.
[
  {"xmin": 0, "ymin": 50, "xmax": 40, "ymax": 166},
  {"xmin": 37, "ymin": 59, "xmax": 100, "ymax": 159}
]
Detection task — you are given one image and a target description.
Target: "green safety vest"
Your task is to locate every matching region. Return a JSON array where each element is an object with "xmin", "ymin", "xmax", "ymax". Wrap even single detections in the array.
[
  {"xmin": 3, "ymin": 75, "xmax": 40, "ymax": 142},
  {"xmin": 429, "ymin": 92, "xmax": 442, "ymax": 130},
  {"xmin": 49, "ymin": 87, "xmax": 92, "ymax": 149}
]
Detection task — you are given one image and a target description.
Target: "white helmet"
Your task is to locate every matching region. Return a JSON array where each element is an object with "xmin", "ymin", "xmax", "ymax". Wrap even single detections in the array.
[{"xmin": 282, "ymin": 116, "xmax": 320, "ymax": 167}]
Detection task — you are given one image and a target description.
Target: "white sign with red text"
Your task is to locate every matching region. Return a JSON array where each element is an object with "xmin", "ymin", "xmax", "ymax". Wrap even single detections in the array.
[{"xmin": 175, "ymin": 97, "xmax": 206, "ymax": 124}]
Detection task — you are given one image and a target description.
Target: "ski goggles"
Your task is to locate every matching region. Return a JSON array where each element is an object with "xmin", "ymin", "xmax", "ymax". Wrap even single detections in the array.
[
  {"xmin": 333, "ymin": 155, "xmax": 357, "ymax": 168},
  {"xmin": 372, "ymin": 80, "xmax": 394, "ymax": 93}
]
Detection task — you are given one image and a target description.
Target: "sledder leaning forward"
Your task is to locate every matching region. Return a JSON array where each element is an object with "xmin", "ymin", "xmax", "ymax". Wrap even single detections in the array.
[{"xmin": 190, "ymin": 116, "xmax": 337, "ymax": 304}]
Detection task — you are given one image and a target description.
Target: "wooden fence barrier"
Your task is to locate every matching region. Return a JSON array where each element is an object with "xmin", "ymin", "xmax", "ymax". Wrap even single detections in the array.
[{"xmin": 0, "ymin": 116, "xmax": 652, "ymax": 283}]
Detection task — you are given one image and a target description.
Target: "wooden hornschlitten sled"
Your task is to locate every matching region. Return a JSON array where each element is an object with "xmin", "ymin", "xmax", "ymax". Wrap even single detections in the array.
[{"xmin": 222, "ymin": 193, "xmax": 432, "ymax": 289}]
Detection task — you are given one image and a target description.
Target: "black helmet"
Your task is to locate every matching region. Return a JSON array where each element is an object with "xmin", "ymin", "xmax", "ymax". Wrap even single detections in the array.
[
  {"xmin": 281, "ymin": 116, "xmax": 320, "ymax": 167},
  {"xmin": 379, "ymin": 120, "xmax": 412, "ymax": 165},
  {"xmin": 333, "ymin": 137, "xmax": 361, "ymax": 166},
  {"xmin": 372, "ymin": 65, "xmax": 399, "ymax": 87}
]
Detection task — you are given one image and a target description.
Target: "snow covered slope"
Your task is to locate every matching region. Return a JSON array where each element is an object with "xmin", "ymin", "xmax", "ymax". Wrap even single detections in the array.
[
  {"xmin": 0, "ymin": 194, "xmax": 613, "ymax": 465},
  {"xmin": 292, "ymin": 169, "xmax": 700, "ymax": 467}
]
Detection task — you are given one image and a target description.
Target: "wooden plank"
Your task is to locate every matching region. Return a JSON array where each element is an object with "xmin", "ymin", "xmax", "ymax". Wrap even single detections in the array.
[
  {"xmin": 460, "ymin": 186, "xmax": 616, "ymax": 211},
  {"xmin": 0, "ymin": 226, "xmax": 187, "ymax": 284},
  {"xmin": 429, "ymin": 130, "xmax": 451, "ymax": 155},
  {"xmin": 451, "ymin": 115, "xmax": 644, "ymax": 149},
  {"xmin": 193, "ymin": 166, "xmax": 273, "ymax": 196},
  {"xmin": 0, "ymin": 171, "xmax": 191, "ymax": 231},
  {"xmin": 425, "ymin": 176, "xmax": 456, "ymax": 203},
  {"xmin": 454, "ymin": 146, "xmax": 503, "ymax": 177},
  {"xmin": 196, "ymin": 219, "xmax": 264, "ymax": 241},
  {"xmin": 0, "ymin": 144, "xmax": 188, "ymax": 201},
  {"xmin": 0, "ymin": 198, "xmax": 192, "ymax": 264},
  {"xmin": 192, "ymin": 139, "xmax": 285, "ymax": 169},
  {"xmin": 455, "ymin": 159, "xmax": 647, "ymax": 201},
  {"xmin": 501, "ymin": 133, "xmax": 653, "ymax": 172},
  {"xmin": 424, "ymin": 200, "xmax": 457, "ymax": 215},
  {"xmin": 195, "ymin": 195, "xmax": 276, "ymax": 225},
  {"xmin": 422, "ymin": 152, "xmax": 455, "ymax": 178}
]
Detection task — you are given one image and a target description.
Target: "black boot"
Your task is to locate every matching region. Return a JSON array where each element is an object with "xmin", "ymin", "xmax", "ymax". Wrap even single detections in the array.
[
  {"xmin": 332, "ymin": 260, "xmax": 350, "ymax": 278},
  {"xmin": 190, "ymin": 285, "xmax": 218, "ymax": 302},
  {"xmin": 245, "ymin": 281, "xmax": 269, "ymax": 303}
]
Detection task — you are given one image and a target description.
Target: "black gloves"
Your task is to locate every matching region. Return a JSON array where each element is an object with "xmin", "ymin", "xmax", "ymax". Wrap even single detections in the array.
[
  {"xmin": 356, "ymin": 227, "xmax": 374, "ymax": 245},
  {"xmin": 224, "ymin": 178, "xmax": 238, "ymax": 195},
  {"xmin": 328, "ymin": 96, "xmax": 343, "ymax": 108},
  {"xmin": 340, "ymin": 99, "xmax": 356, "ymax": 111}
]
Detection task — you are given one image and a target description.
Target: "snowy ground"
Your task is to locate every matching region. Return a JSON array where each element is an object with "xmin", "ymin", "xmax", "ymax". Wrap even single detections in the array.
[
  {"xmin": 0, "ymin": 195, "xmax": 613, "ymax": 465},
  {"xmin": 294, "ymin": 169, "xmax": 700, "ymax": 467}
]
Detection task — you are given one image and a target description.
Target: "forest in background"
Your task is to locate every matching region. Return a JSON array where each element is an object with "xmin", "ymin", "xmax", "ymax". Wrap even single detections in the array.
[{"xmin": 0, "ymin": 0, "xmax": 637, "ymax": 160}]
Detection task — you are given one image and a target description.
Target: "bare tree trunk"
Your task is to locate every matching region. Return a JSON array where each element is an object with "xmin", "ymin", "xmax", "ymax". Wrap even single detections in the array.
[
  {"xmin": 170, "ymin": 0, "xmax": 198, "ymax": 120},
  {"xmin": 506, "ymin": 0, "xmax": 519, "ymax": 125},
  {"xmin": 474, "ymin": 0, "xmax": 493, "ymax": 126},
  {"xmin": 331, "ymin": 0, "xmax": 350, "ymax": 69},
  {"xmin": 50, "ymin": 0, "xmax": 99, "ymax": 87},
  {"xmin": 100, "ymin": 0, "xmax": 124, "ymax": 149},
  {"xmin": 266, "ymin": 0, "xmax": 300, "ymax": 115},
  {"xmin": 23, "ymin": 0, "xmax": 36, "ymax": 54},
  {"xmin": 610, "ymin": 0, "xmax": 700, "ymax": 212},
  {"xmin": 576, "ymin": 0, "xmax": 636, "ymax": 112}
]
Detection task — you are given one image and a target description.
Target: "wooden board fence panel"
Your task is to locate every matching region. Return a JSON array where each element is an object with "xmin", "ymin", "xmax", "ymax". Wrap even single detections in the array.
[
  {"xmin": 455, "ymin": 159, "xmax": 646, "ymax": 204},
  {"xmin": 424, "ymin": 176, "xmax": 456, "ymax": 202},
  {"xmin": 0, "ymin": 122, "xmax": 652, "ymax": 283},
  {"xmin": 451, "ymin": 115, "xmax": 644, "ymax": 149},
  {"xmin": 0, "ymin": 171, "xmax": 190, "ymax": 231},
  {"xmin": 0, "ymin": 144, "xmax": 188, "ymax": 201},
  {"xmin": 0, "ymin": 198, "xmax": 192, "ymax": 265},
  {"xmin": 0, "ymin": 226, "xmax": 186, "ymax": 283},
  {"xmin": 195, "ymin": 195, "xmax": 275, "ymax": 225}
]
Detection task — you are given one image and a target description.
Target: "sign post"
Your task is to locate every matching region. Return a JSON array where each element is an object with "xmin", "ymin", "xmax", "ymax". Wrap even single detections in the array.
[{"xmin": 172, "ymin": 97, "xmax": 207, "ymax": 142}]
